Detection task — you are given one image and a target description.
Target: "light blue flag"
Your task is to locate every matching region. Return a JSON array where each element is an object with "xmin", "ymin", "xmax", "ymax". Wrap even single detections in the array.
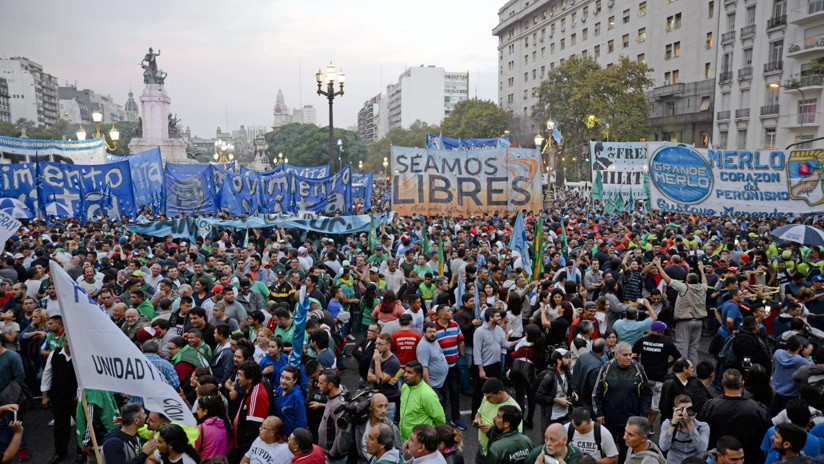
[
  {"xmin": 474, "ymin": 275, "xmax": 482, "ymax": 320},
  {"xmin": 217, "ymin": 177, "xmax": 242, "ymax": 216},
  {"xmin": 508, "ymin": 212, "xmax": 533, "ymax": 277},
  {"xmin": 455, "ymin": 269, "xmax": 465, "ymax": 312},
  {"xmin": 552, "ymin": 125, "xmax": 563, "ymax": 145},
  {"xmin": 290, "ymin": 286, "xmax": 310, "ymax": 367}
]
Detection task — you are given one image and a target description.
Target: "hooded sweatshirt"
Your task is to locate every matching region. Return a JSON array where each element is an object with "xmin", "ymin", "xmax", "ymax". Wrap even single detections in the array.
[
  {"xmin": 195, "ymin": 416, "xmax": 232, "ymax": 460},
  {"xmin": 374, "ymin": 448, "xmax": 402, "ymax": 464},
  {"xmin": 625, "ymin": 441, "xmax": 667, "ymax": 464},
  {"xmin": 772, "ymin": 349, "xmax": 813, "ymax": 397}
]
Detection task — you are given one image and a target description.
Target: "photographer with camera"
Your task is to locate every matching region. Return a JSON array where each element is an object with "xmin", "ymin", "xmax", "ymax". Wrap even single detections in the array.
[
  {"xmin": 658, "ymin": 395, "xmax": 709, "ymax": 464},
  {"xmin": 330, "ymin": 393, "xmax": 402, "ymax": 464},
  {"xmin": 318, "ymin": 369, "xmax": 346, "ymax": 464}
]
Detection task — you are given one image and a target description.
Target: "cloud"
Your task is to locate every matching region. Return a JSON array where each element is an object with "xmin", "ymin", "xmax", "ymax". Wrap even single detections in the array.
[{"xmin": 0, "ymin": 0, "xmax": 501, "ymax": 137}]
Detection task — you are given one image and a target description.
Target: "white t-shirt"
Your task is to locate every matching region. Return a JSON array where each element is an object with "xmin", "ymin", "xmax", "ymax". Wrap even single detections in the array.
[
  {"xmin": 244, "ymin": 438, "xmax": 293, "ymax": 464},
  {"xmin": 404, "ymin": 308, "xmax": 425, "ymax": 333},
  {"xmin": 563, "ymin": 422, "xmax": 619, "ymax": 460},
  {"xmin": 152, "ymin": 450, "xmax": 198, "ymax": 464}
]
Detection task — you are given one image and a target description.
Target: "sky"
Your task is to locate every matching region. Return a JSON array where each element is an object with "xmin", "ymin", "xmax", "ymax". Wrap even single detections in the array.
[{"xmin": 0, "ymin": 0, "xmax": 503, "ymax": 138}]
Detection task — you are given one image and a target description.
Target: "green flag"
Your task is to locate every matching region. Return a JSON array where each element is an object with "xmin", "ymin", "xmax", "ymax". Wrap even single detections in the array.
[
  {"xmin": 592, "ymin": 170, "xmax": 604, "ymax": 202},
  {"xmin": 605, "ymin": 192, "xmax": 615, "ymax": 216},
  {"xmin": 532, "ymin": 217, "xmax": 544, "ymax": 278},
  {"xmin": 421, "ymin": 221, "xmax": 431, "ymax": 255},
  {"xmin": 615, "ymin": 190, "xmax": 625, "ymax": 213},
  {"xmin": 243, "ymin": 226, "xmax": 249, "ymax": 248},
  {"xmin": 438, "ymin": 238, "xmax": 445, "ymax": 276},
  {"xmin": 642, "ymin": 172, "xmax": 652, "ymax": 211},
  {"xmin": 559, "ymin": 218, "xmax": 568, "ymax": 256},
  {"xmin": 368, "ymin": 212, "xmax": 379, "ymax": 252}
]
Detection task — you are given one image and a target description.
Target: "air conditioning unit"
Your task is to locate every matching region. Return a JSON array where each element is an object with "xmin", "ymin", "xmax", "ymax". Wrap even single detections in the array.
[
  {"xmin": 539, "ymin": 37, "xmax": 544, "ymax": 42},
  {"xmin": 561, "ymin": 27, "xmax": 566, "ymax": 32},
  {"xmin": 594, "ymin": 8, "xmax": 600, "ymax": 14}
]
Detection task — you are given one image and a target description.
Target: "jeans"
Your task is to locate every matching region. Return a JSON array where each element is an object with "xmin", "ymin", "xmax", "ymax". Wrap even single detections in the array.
[
  {"xmin": 437, "ymin": 365, "xmax": 461, "ymax": 422},
  {"xmin": 458, "ymin": 346, "xmax": 473, "ymax": 389},
  {"xmin": 675, "ymin": 319, "xmax": 703, "ymax": 367}
]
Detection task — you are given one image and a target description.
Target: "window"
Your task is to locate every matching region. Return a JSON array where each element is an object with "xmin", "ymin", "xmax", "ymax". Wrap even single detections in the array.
[
  {"xmin": 774, "ymin": 0, "xmax": 787, "ymax": 18},
  {"xmin": 595, "ymin": 22, "xmax": 601, "ymax": 35},
  {"xmin": 623, "ymin": 9, "xmax": 630, "ymax": 23},
  {"xmin": 708, "ymin": 1, "xmax": 714, "ymax": 18},
  {"xmin": 769, "ymin": 41, "xmax": 783, "ymax": 62},
  {"xmin": 524, "ymin": 72, "xmax": 529, "ymax": 82},
  {"xmin": 541, "ymin": 47, "xmax": 546, "ymax": 57},
  {"xmin": 561, "ymin": 38, "xmax": 565, "ymax": 49},
  {"xmin": 706, "ymin": 33, "xmax": 713, "ymax": 48},
  {"xmin": 524, "ymin": 55, "xmax": 529, "ymax": 64},
  {"xmin": 799, "ymin": 99, "xmax": 817, "ymax": 124},
  {"xmin": 637, "ymin": 53, "xmax": 645, "ymax": 63},
  {"xmin": 572, "ymin": 12, "xmax": 577, "ymax": 25},
  {"xmin": 743, "ymin": 48, "xmax": 752, "ymax": 66},
  {"xmin": 666, "ymin": 44, "xmax": 673, "ymax": 59},
  {"xmin": 595, "ymin": 45, "xmax": 601, "ymax": 57},
  {"xmin": 561, "ymin": 19, "xmax": 565, "ymax": 29},
  {"xmin": 672, "ymin": 70, "xmax": 680, "ymax": 83},
  {"xmin": 737, "ymin": 130, "xmax": 747, "ymax": 148},
  {"xmin": 533, "ymin": 70, "xmax": 537, "ymax": 79},
  {"xmin": 674, "ymin": 42, "xmax": 681, "ymax": 57},
  {"xmin": 720, "ymin": 131, "xmax": 728, "ymax": 148},
  {"xmin": 551, "ymin": 43, "xmax": 555, "ymax": 53},
  {"xmin": 639, "ymin": 2, "xmax": 646, "ymax": 16},
  {"xmin": 740, "ymin": 89, "xmax": 750, "ymax": 102},
  {"xmin": 525, "ymin": 37, "xmax": 529, "ymax": 47},
  {"xmin": 700, "ymin": 96, "xmax": 711, "ymax": 111},
  {"xmin": 746, "ymin": 6, "xmax": 756, "ymax": 24},
  {"xmin": 583, "ymin": 28, "xmax": 588, "ymax": 40},
  {"xmin": 571, "ymin": 33, "xmax": 576, "ymax": 45},
  {"xmin": 533, "ymin": 51, "xmax": 537, "ymax": 61},
  {"xmin": 722, "ymin": 52, "xmax": 732, "ymax": 72},
  {"xmin": 667, "ymin": 15, "xmax": 681, "ymax": 31},
  {"xmin": 727, "ymin": 13, "xmax": 735, "ymax": 30},
  {"xmin": 705, "ymin": 62, "xmax": 712, "ymax": 78},
  {"xmin": 609, "ymin": 16, "xmax": 615, "ymax": 29},
  {"xmin": 664, "ymin": 71, "xmax": 671, "ymax": 83},
  {"xmin": 582, "ymin": 49, "xmax": 588, "ymax": 58},
  {"xmin": 608, "ymin": 39, "xmax": 614, "ymax": 52},
  {"xmin": 623, "ymin": 34, "xmax": 629, "ymax": 48},
  {"xmin": 765, "ymin": 128, "xmax": 776, "ymax": 148},
  {"xmin": 666, "ymin": 101, "xmax": 676, "ymax": 115},
  {"xmin": 638, "ymin": 28, "xmax": 646, "ymax": 42}
]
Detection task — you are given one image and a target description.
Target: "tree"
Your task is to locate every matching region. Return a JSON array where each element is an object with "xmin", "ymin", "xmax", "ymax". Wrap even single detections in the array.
[
  {"xmin": 0, "ymin": 122, "xmax": 21, "ymax": 138},
  {"xmin": 532, "ymin": 56, "xmax": 653, "ymax": 182},
  {"xmin": 264, "ymin": 123, "xmax": 317, "ymax": 162},
  {"xmin": 263, "ymin": 123, "xmax": 368, "ymax": 170},
  {"xmin": 365, "ymin": 120, "xmax": 438, "ymax": 174},
  {"xmin": 440, "ymin": 99, "xmax": 510, "ymax": 139}
]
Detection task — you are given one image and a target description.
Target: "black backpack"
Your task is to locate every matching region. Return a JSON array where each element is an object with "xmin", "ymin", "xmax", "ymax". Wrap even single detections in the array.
[{"xmin": 567, "ymin": 421, "xmax": 604, "ymax": 457}]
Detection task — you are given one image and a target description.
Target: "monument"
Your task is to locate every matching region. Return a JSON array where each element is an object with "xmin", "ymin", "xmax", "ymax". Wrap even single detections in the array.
[{"xmin": 129, "ymin": 47, "xmax": 189, "ymax": 163}]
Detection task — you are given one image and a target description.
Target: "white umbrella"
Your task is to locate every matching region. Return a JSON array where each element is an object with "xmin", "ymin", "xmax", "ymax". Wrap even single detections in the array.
[
  {"xmin": 0, "ymin": 198, "xmax": 33, "ymax": 219},
  {"xmin": 770, "ymin": 224, "xmax": 824, "ymax": 246},
  {"xmin": 45, "ymin": 202, "xmax": 72, "ymax": 217}
]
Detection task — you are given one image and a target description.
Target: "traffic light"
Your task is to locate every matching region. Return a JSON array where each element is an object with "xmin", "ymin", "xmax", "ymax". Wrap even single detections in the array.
[{"xmin": 385, "ymin": 177, "xmax": 390, "ymax": 182}]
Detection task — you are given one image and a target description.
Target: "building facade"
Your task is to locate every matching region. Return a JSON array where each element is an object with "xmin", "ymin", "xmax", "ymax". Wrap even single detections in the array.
[
  {"xmin": 492, "ymin": 0, "xmax": 718, "ymax": 146},
  {"xmin": 58, "ymin": 84, "xmax": 125, "ymax": 125},
  {"xmin": 272, "ymin": 90, "xmax": 316, "ymax": 129},
  {"xmin": 357, "ymin": 66, "xmax": 469, "ymax": 144},
  {"xmin": 0, "ymin": 78, "xmax": 10, "ymax": 123},
  {"xmin": 124, "ymin": 90, "xmax": 140, "ymax": 122},
  {"xmin": 0, "ymin": 57, "xmax": 59, "ymax": 127},
  {"xmin": 713, "ymin": 0, "xmax": 824, "ymax": 150}
]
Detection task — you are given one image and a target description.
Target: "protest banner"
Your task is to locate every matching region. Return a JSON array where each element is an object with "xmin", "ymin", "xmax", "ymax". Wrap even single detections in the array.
[
  {"xmin": 164, "ymin": 164, "xmax": 217, "ymax": 217},
  {"xmin": 259, "ymin": 171, "xmax": 293, "ymax": 214},
  {"xmin": 213, "ymin": 167, "xmax": 263, "ymax": 215},
  {"xmin": 50, "ymin": 262, "xmax": 196, "ymax": 426},
  {"xmin": 589, "ymin": 141, "xmax": 648, "ymax": 199},
  {"xmin": 0, "ymin": 163, "xmax": 36, "ymax": 212},
  {"xmin": 426, "ymin": 134, "xmax": 511, "ymax": 150},
  {"xmin": 107, "ymin": 148, "xmax": 163, "ymax": 207},
  {"xmin": 0, "ymin": 135, "xmax": 107, "ymax": 164},
  {"xmin": 647, "ymin": 143, "xmax": 824, "ymax": 219},
  {"xmin": 353, "ymin": 171, "xmax": 373, "ymax": 210},
  {"xmin": 0, "ymin": 210, "xmax": 21, "ymax": 253},
  {"xmin": 39, "ymin": 161, "xmax": 136, "ymax": 219},
  {"xmin": 292, "ymin": 165, "xmax": 352, "ymax": 215},
  {"xmin": 391, "ymin": 146, "xmax": 542, "ymax": 216},
  {"xmin": 262, "ymin": 163, "xmax": 330, "ymax": 179}
]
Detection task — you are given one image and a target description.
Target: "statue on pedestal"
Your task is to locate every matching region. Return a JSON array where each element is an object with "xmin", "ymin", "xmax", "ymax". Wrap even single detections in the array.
[{"xmin": 140, "ymin": 48, "xmax": 166, "ymax": 85}]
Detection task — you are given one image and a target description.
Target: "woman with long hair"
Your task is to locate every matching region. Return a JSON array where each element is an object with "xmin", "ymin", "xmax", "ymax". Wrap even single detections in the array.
[
  {"xmin": 193, "ymin": 278, "xmax": 211, "ymax": 307},
  {"xmin": 371, "ymin": 290, "xmax": 404, "ymax": 325},
  {"xmin": 359, "ymin": 283, "xmax": 379, "ymax": 335},
  {"xmin": 154, "ymin": 423, "xmax": 201, "ymax": 464},
  {"xmin": 505, "ymin": 291, "xmax": 524, "ymax": 339},
  {"xmin": 603, "ymin": 329, "xmax": 619, "ymax": 360},
  {"xmin": 594, "ymin": 296, "xmax": 609, "ymax": 334},
  {"xmin": 19, "ymin": 308, "xmax": 47, "ymax": 391},
  {"xmin": 436, "ymin": 423, "xmax": 464, "ymax": 464},
  {"xmin": 483, "ymin": 282, "xmax": 501, "ymax": 308},
  {"xmin": 540, "ymin": 289, "xmax": 572, "ymax": 346},
  {"xmin": 195, "ymin": 395, "xmax": 232, "ymax": 460},
  {"xmin": 509, "ymin": 323, "xmax": 544, "ymax": 428}
]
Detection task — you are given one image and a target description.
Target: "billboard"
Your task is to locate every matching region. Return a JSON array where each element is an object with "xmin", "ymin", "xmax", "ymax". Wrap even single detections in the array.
[{"xmin": 590, "ymin": 141, "xmax": 648, "ymax": 199}]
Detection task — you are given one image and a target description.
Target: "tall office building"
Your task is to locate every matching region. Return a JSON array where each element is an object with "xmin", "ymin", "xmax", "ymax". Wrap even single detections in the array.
[
  {"xmin": 712, "ymin": 0, "xmax": 824, "ymax": 150},
  {"xmin": 493, "ymin": 0, "xmax": 718, "ymax": 145},
  {"xmin": 0, "ymin": 57, "xmax": 59, "ymax": 127}
]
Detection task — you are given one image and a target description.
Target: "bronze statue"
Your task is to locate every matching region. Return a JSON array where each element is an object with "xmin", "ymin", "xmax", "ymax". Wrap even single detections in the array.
[{"xmin": 140, "ymin": 47, "xmax": 165, "ymax": 84}]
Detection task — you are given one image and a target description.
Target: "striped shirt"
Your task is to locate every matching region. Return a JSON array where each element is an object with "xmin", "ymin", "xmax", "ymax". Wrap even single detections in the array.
[{"xmin": 435, "ymin": 319, "xmax": 464, "ymax": 367}]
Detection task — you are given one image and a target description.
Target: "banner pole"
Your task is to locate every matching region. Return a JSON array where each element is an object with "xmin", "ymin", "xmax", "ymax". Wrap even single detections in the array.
[{"xmin": 80, "ymin": 390, "xmax": 103, "ymax": 464}]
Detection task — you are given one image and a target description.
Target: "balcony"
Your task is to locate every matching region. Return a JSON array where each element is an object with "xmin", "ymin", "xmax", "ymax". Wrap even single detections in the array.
[
  {"xmin": 792, "ymin": 0, "xmax": 824, "ymax": 25},
  {"xmin": 651, "ymin": 82, "xmax": 685, "ymax": 100},
  {"xmin": 738, "ymin": 66, "xmax": 753, "ymax": 80},
  {"xmin": 717, "ymin": 110, "xmax": 731, "ymax": 120},
  {"xmin": 764, "ymin": 60, "xmax": 784, "ymax": 74},
  {"xmin": 799, "ymin": 74, "xmax": 824, "ymax": 88},
  {"xmin": 719, "ymin": 71, "xmax": 733, "ymax": 83},
  {"xmin": 721, "ymin": 31, "xmax": 736, "ymax": 44},
  {"xmin": 740, "ymin": 24, "xmax": 756, "ymax": 39},
  {"xmin": 787, "ymin": 34, "xmax": 824, "ymax": 57},
  {"xmin": 760, "ymin": 104, "xmax": 780, "ymax": 116},
  {"xmin": 735, "ymin": 108, "xmax": 751, "ymax": 119},
  {"xmin": 767, "ymin": 14, "xmax": 787, "ymax": 29}
]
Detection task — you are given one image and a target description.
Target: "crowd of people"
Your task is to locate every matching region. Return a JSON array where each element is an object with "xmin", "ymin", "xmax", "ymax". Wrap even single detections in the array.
[{"xmin": 0, "ymin": 187, "xmax": 821, "ymax": 464}]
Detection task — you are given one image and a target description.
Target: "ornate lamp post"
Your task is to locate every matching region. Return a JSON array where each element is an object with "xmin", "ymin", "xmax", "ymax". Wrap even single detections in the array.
[
  {"xmin": 273, "ymin": 151, "xmax": 288, "ymax": 167},
  {"xmin": 213, "ymin": 139, "xmax": 234, "ymax": 163},
  {"xmin": 77, "ymin": 111, "xmax": 120, "ymax": 152},
  {"xmin": 316, "ymin": 63, "xmax": 345, "ymax": 169}
]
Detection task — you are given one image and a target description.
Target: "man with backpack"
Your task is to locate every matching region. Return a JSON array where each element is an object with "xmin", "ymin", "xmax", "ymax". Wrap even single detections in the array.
[
  {"xmin": 729, "ymin": 315, "xmax": 772, "ymax": 374},
  {"xmin": 536, "ymin": 349, "xmax": 576, "ymax": 430},
  {"xmin": 563, "ymin": 407, "xmax": 619, "ymax": 464}
]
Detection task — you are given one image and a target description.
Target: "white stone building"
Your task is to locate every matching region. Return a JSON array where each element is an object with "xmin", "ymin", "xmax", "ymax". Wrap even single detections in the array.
[
  {"xmin": 0, "ymin": 57, "xmax": 59, "ymax": 127},
  {"xmin": 713, "ymin": 0, "xmax": 824, "ymax": 150},
  {"xmin": 272, "ymin": 89, "xmax": 316, "ymax": 129},
  {"xmin": 492, "ymin": 0, "xmax": 718, "ymax": 145}
]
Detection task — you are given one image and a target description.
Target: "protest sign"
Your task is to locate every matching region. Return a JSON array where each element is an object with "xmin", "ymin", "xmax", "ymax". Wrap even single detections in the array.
[
  {"xmin": 107, "ymin": 148, "xmax": 163, "ymax": 207},
  {"xmin": 0, "ymin": 135, "xmax": 107, "ymax": 164},
  {"xmin": 589, "ymin": 141, "xmax": 648, "ymax": 199},
  {"xmin": 292, "ymin": 165, "xmax": 352, "ymax": 215},
  {"xmin": 391, "ymin": 146, "xmax": 542, "ymax": 216},
  {"xmin": 164, "ymin": 164, "xmax": 217, "ymax": 217},
  {"xmin": 39, "ymin": 161, "xmax": 136, "ymax": 219},
  {"xmin": 50, "ymin": 262, "xmax": 196, "ymax": 426},
  {"xmin": 0, "ymin": 210, "xmax": 21, "ymax": 253},
  {"xmin": 647, "ymin": 143, "xmax": 824, "ymax": 219}
]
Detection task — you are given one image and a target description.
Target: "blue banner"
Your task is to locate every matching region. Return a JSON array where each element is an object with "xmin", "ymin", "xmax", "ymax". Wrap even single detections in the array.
[
  {"xmin": 0, "ymin": 163, "xmax": 36, "ymax": 212},
  {"xmin": 164, "ymin": 164, "xmax": 217, "ymax": 217},
  {"xmin": 107, "ymin": 148, "xmax": 163, "ymax": 207},
  {"xmin": 39, "ymin": 161, "xmax": 135, "ymax": 219},
  {"xmin": 262, "ymin": 163, "xmax": 330, "ymax": 179},
  {"xmin": 127, "ymin": 218, "xmax": 199, "ymax": 243},
  {"xmin": 292, "ymin": 165, "xmax": 351, "ymax": 215},
  {"xmin": 353, "ymin": 171, "xmax": 373, "ymax": 210},
  {"xmin": 213, "ymin": 167, "xmax": 262, "ymax": 215},
  {"xmin": 259, "ymin": 172, "xmax": 293, "ymax": 214},
  {"xmin": 426, "ymin": 134, "xmax": 511, "ymax": 150}
]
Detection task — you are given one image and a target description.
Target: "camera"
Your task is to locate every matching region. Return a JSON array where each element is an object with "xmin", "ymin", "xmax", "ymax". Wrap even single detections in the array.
[
  {"xmin": 679, "ymin": 406, "xmax": 696, "ymax": 417},
  {"xmin": 334, "ymin": 388, "xmax": 374, "ymax": 429}
]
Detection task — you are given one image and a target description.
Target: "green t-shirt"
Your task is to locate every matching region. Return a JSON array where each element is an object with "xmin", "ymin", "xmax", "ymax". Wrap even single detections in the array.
[
  {"xmin": 274, "ymin": 323, "xmax": 296, "ymax": 346},
  {"xmin": 478, "ymin": 394, "xmax": 522, "ymax": 454},
  {"xmin": 135, "ymin": 300, "xmax": 156, "ymax": 319}
]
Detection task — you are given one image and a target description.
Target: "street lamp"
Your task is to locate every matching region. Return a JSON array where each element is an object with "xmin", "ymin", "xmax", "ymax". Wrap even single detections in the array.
[
  {"xmin": 317, "ymin": 62, "xmax": 345, "ymax": 169},
  {"xmin": 358, "ymin": 160, "xmax": 363, "ymax": 170},
  {"xmin": 213, "ymin": 139, "xmax": 234, "ymax": 163},
  {"xmin": 769, "ymin": 82, "xmax": 807, "ymax": 144},
  {"xmin": 88, "ymin": 110, "xmax": 119, "ymax": 151},
  {"xmin": 383, "ymin": 157, "xmax": 388, "ymax": 180},
  {"xmin": 273, "ymin": 151, "xmax": 288, "ymax": 166},
  {"xmin": 76, "ymin": 125, "xmax": 87, "ymax": 141}
]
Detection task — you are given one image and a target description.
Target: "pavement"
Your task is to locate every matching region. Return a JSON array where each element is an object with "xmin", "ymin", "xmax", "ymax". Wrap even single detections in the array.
[{"xmin": 13, "ymin": 333, "xmax": 716, "ymax": 464}]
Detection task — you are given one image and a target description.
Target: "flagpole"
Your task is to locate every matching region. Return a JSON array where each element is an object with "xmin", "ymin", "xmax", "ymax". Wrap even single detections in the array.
[{"xmin": 80, "ymin": 390, "xmax": 103, "ymax": 464}]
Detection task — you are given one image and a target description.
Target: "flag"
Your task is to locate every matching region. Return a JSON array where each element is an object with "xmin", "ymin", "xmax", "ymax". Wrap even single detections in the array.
[
  {"xmin": 604, "ymin": 192, "xmax": 615, "ymax": 216},
  {"xmin": 455, "ymin": 269, "xmax": 465, "ymax": 310},
  {"xmin": 35, "ymin": 154, "xmax": 45, "ymax": 216},
  {"xmin": 0, "ymin": 210, "xmax": 21, "ymax": 254},
  {"xmin": 592, "ymin": 170, "xmax": 604, "ymax": 202},
  {"xmin": 642, "ymin": 172, "xmax": 651, "ymax": 211},
  {"xmin": 368, "ymin": 212, "xmax": 380, "ymax": 252},
  {"xmin": 509, "ymin": 213, "xmax": 533, "ymax": 277},
  {"xmin": 559, "ymin": 218, "xmax": 568, "ymax": 257},
  {"xmin": 217, "ymin": 178, "xmax": 242, "ymax": 216},
  {"xmin": 437, "ymin": 238, "xmax": 445, "ymax": 276},
  {"xmin": 473, "ymin": 275, "xmax": 482, "ymax": 320},
  {"xmin": 243, "ymin": 226, "xmax": 249, "ymax": 248},
  {"xmin": 552, "ymin": 125, "xmax": 563, "ymax": 145},
  {"xmin": 708, "ymin": 137, "xmax": 713, "ymax": 151},
  {"xmin": 615, "ymin": 190, "xmax": 625, "ymax": 213},
  {"xmin": 421, "ymin": 221, "xmax": 431, "ymax": 255},
  {"xmin": 532, "ymin": 216, "xmax": 544, "ymax": 278},
  {"xmin": 49, "ymin": 262, "xmax": 196, "ymax": 426},
  {"xmin": 290, "ymin": 285, "xmax": 311, "ymax": 367}
]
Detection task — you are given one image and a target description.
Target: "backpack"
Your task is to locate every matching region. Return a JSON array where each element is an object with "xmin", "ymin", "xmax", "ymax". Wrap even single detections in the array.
[
  {"xmin": 567, "ymin": 421, "xmax": 604, "ymax": 457},
  {"xmin": 331, "ymin": 331, "xmax": 346, "ymax": 358},
  {"xmin": 717, "ymin": 334, "xmax": 738, "ymax": 369}
]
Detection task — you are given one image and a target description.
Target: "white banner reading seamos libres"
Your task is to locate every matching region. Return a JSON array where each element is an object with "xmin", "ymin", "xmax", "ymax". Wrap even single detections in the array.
[{"xmin": 647, "ymin": 143, "xmax": 824, "ymax": 219}]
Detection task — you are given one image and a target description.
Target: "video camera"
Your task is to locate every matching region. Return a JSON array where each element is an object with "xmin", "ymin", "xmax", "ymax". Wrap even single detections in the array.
[{"xmin": 333, "ymin": 388, "xmax": 374, "ymax": 430}]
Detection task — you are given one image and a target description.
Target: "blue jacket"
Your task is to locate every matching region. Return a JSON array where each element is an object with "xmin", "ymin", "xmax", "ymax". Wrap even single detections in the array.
[
  {"xmin": 772, "ymin": 349, "xmax": 813, "ymax": 397},
  {"xmin": 274, "ymin": 385, "xmax": 307, "ymax": 436},
  {"xmin": 211, "ymin": 344, "xmax": 234, "ymax": 384},
  {"xmin": 259, "ymin": 353, "xmax": 287, "ymax": 387}
]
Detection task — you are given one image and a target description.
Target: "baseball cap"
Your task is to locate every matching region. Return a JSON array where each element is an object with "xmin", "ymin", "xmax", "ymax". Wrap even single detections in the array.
[
  {"xmin": 812, "ymin": 275, "xmax": 824, "ymax": 283},
  {"xmin": 370, "ymin": 266, "xmax": 379, "ymax": 273},
  {"xmin": 136, "ymin": 327, "xmax": 157, "ymax": 343},
  {"xmin": 13, "ymin": 253, "xmax": 23, "ymax": 260},
  {"xmin": 342, "ymin": 260, "xmax": 351, "ymax": 267},
  {"xmin": 132, "ymin": 270, "xmax": 144, "ymax": 277},
  {"xmin": 651, "ymin": 321, "xmax": 668, "ymax": 333},
  {"xmin": 298, "ymin": 246, "xmax": 308, "ymax": 254},
  {"xmin": 277, "ymin": 270, "xmax": 286, "ymax": 277},
  {"xmin": 212, "ymin": 284, "xmax": 224, "ymax": 294},
  {"xmin": 551, "ymin": 348, "xmax": 571, "ymax": 364}
]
